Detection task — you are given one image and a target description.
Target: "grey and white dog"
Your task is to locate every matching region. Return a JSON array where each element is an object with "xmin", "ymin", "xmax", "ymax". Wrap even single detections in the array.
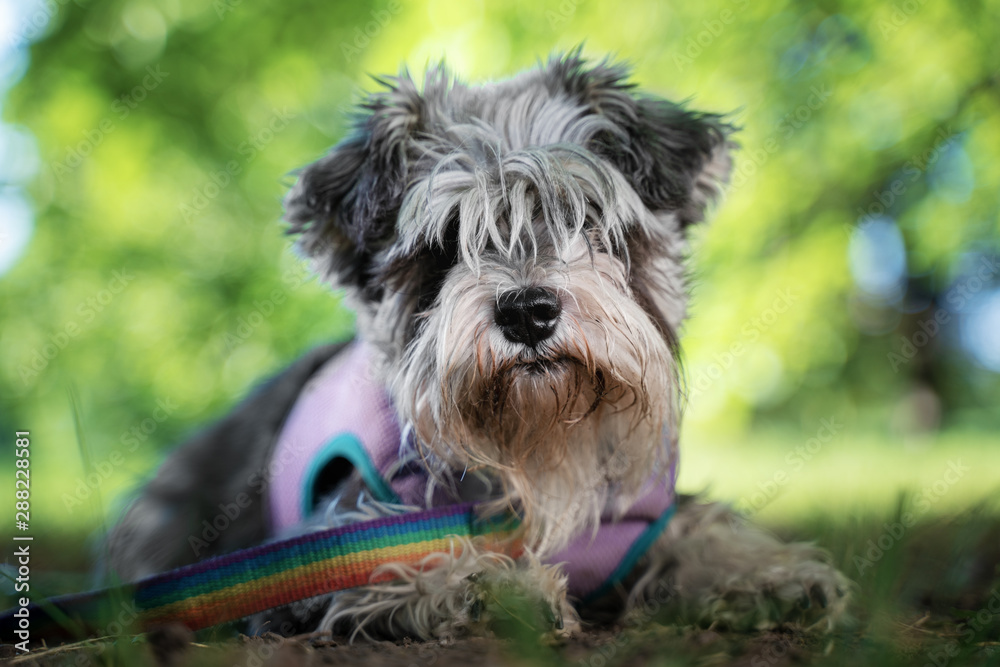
[{"xmin": 107, "ymin": 53, "xmax": 850, "ymax": 640}]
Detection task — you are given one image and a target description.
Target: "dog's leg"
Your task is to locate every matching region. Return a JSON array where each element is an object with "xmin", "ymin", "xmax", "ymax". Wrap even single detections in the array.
[
  {"xmin": 317, "ymin": 541, "xmax": 579, "ymax": 641},
  {"xmin": 249, "ymin": 486, "xmax": 578, "ymax": 641},
  {"xmin": 626, "ymin": 496, "xmax": 851, "ymax": 632}
]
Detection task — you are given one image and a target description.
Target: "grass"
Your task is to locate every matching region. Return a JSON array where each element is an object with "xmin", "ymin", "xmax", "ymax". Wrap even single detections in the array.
[
  {"xmin": 26, "ymin": 427, "xmax": 1000, "ymax": 538},
  {"xmin": 3, "ymin": 429, "xmax": 999, "ymax": 665},
  {"xmin": 4, "ymin": 505, "xmax": 999, "ymax": 665},
  {"xmin": 678, "ymin": 427, "xmax": 1000, "ymax": 521}
]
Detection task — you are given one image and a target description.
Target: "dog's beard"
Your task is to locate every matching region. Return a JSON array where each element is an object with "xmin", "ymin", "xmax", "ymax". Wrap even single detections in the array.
[{"xmin": 388, "ymin": 248, "xmax": 678, "ymax": 554}]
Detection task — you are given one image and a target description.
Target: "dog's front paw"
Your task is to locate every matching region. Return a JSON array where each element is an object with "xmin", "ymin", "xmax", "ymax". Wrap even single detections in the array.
[
  {"xmin": 317, "ymin": 542, "xmax": 578, "ymax": 641},
  {"xmin": 702, "ymin": 551, "xmax": 851, "ymax": 632},
  {"xmin": 635, "ymin": 503, "xmax": 853, "ymax": 632},
  {"xmin": 467, "ymin": 557, "xmax": 580, "ymax": 641},
  {"xmin": 767, "ymin": 555, "xmax": 852, "ymax": 631}
]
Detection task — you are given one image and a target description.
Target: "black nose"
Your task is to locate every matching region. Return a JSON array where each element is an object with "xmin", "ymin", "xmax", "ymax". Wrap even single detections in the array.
[{"xmin": 494, "ymin": 287, "xmax": 561, "ymax": 347}]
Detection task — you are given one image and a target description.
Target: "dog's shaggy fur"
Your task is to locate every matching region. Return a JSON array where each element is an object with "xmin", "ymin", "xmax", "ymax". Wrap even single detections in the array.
[{"xmin": 107, "ymin": 52, "xmax": 850, "ymax": 640}]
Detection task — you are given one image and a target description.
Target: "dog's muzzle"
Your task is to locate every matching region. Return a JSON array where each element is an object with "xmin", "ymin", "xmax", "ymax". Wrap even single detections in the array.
[{"xmin": 494, "ymin": 287, "xmax": 561, "ymax": 347}]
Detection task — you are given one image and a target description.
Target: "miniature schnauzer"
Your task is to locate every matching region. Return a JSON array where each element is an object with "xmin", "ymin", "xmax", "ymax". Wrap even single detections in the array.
[{"xmin": 107, "ymin": 53, "xmax": 850, "ymax": 640}]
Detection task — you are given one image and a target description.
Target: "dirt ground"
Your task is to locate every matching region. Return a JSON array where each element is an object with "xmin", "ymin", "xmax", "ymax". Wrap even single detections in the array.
[
  {"xmin": 4, "ymin": 512, "xmax": 998, "ymax": 666},
  {"xmin": 4, "ymin": 618, "xmax": 998, "ymax": 667},
  {"xmin": 0, "ymin": 625, "xmax": 844, "ymax": 667}
]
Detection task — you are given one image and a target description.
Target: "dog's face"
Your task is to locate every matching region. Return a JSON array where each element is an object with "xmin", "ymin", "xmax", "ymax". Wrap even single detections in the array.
[{"xmin": 285, "ymin": 54, "xmax": 733, "ymax": 550}]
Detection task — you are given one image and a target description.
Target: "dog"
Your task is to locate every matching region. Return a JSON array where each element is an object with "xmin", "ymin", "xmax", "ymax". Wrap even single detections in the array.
[{"xmin": 106, "ymin": 52, "xmax": 850, "ymax": 640}]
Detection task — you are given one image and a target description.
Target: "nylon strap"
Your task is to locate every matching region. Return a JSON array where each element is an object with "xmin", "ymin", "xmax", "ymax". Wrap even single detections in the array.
[{"xmin": 1, "ymin": 503, "xmax": 520, "ymax": 643}]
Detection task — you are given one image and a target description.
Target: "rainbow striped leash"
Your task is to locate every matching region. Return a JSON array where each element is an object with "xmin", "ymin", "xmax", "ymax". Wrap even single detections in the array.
[{"xmin": 1, "ymin": 503, "xmax": 520, "ymax": 644}]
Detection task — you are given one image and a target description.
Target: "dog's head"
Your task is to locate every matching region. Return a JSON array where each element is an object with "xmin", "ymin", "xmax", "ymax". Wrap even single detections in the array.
[{"xmin": 285, "ymin": 53, "xmax": 734, "ymax": 549}]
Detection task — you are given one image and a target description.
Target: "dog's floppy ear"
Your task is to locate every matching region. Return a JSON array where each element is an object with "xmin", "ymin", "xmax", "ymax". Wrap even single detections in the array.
[
  {"xmin": 596, "ymin": 97, "xmax": 735, "ymax": 227},
  {"xmin": 548, "ymin": 52, "xmax": 736, "ymax": 226},
  {"xmin": 284, "ymin": 76, "xmax": 424, "ymax": 288}
]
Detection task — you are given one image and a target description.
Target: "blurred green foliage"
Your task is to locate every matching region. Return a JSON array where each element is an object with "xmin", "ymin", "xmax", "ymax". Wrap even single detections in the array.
[{"xmin": 1, "ymin": 0, "xmax": 999, "ymax": 537}]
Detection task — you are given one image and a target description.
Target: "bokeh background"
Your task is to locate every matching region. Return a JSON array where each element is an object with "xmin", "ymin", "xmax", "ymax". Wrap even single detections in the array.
[{"xmin": 1, "ymin": 0, "xmax": 998, "ymax": 575}]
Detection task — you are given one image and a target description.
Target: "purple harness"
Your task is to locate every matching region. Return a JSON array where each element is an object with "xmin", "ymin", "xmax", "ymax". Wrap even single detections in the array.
[{"xmin": 269, "ymin": 342, "xmax": 676, "ymax": 601}]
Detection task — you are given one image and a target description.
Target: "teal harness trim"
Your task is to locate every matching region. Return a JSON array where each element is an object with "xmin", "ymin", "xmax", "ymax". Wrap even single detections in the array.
[
  {"xmin": 301, "ymin": 433, "xmax": 401, "ymax": 516},
  {"xmin": 581, "ymin": 503, "xmax": 677, "ymax": 605}
]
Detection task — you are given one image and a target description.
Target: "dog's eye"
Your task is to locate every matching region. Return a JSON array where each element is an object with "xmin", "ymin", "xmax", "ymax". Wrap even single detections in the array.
[
  {"xmin": 360, "ymin": 269, "xmax": 385, "ymax": 301},
  {"xmin": 414, "ymin": 240, "xmax": 459, "ymax": 312},
  {"xmin": 431, "ymin": 229, "xmax": 460, "ymax": 266}
]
